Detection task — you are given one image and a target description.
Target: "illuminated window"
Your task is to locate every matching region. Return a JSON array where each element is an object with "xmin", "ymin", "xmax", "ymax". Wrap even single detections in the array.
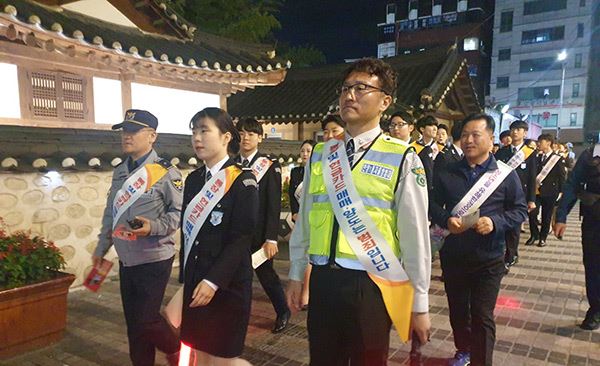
[{"xmin": 463, "ymin": 37, "xmax": 479, "ymax": 51}]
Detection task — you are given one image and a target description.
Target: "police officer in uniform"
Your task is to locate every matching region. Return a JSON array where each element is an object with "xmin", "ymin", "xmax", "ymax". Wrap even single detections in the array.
[
  {"xmin": 495, "ymin": 120, "xmax": 537, "ymax": 268},
  {"xmin": 554, "ymin": 142, "xmax": 600, "ymax": 331},
  {"xmin": 93, "ymin": 110, "xmax": 181, "ymax": 366}
]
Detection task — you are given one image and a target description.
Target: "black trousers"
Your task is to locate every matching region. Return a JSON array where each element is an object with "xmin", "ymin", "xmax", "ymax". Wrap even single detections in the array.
[
  {"xmin": 307, "ymin": 266, "xmax": 392, "ymax": 366},
  {"xmin": 528, "ymin": 195, "xmax": 557, "ymax": 240},
  {"xmin": 504, "ymin": 226, "xmax": 520, "ymax": 263},
  {"xmin": 255, "ymin": 258, "xmax": 289, "ymax": 316},
  {"xmin": 119, "ymin": 257, "xmax": 179, "ymax": 366},
  {"xmin": 582, "ymin": 218, "xmax": 600, "ymax": 315},
  {"xmin": 440, "ymin": 256, "xmax": 505, "ymax": 366}
]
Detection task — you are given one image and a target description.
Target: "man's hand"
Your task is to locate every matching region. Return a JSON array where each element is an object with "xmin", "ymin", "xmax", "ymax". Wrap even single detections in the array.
[
  {"xmin": 189, "ymin": 281, "xmax": 216, "ymax": 307},
  {"xmin": 473, "ymin": 216, "xmax": 494, "ymax": 235},
  {"xmin": 262, "ymin": 241, "xmax": 279, "ymax": 259},
  {"xmin": 91, "ymin": 255, "xmax": 103, "ymax": 268},
  {"xmin": 527, "ymin": 201, "xmax": 536, "ymax": 212},
  {"xmin": 286, "ymin": 280, "xmax": 303, "ymax": 313},
  {"xmin": 447, "ymin": 217, "xmax": 467, "ymax": 234},
  {"xmin": 411, "ymin": 312, "xmax": 431, "ymax": 344},
  {"xmin": 553, "ymin": 223, "xmax": 566, "ymax": 239},
  {"xmin": 130, "ymin": 216, "xmax": 151, "ymax": 237}
]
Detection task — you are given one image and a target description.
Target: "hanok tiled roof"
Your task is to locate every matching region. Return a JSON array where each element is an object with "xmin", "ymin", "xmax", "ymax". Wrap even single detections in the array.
[
  {"xmin": 0, "ymin": 0, "xmax": 290, "ymax": 87},
  {"xmin": 228, "ymin": 46, "xmax": 481, "ymax": 123},
  {"xmin": 0, "ymin": 125, "xmax": 302, "ymax": 172}
]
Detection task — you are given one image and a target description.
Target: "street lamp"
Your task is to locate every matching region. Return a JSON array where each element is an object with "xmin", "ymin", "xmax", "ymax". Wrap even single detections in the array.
[{"xmin": 557, "ymin": 50, "xmax": 567, "ymax": 140}]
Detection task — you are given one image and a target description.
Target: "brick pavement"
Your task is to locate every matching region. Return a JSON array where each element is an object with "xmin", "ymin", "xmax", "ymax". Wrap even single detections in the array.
[{"xmin": 2, "ymin": 209, "xmax": 599, "ymax": 366}]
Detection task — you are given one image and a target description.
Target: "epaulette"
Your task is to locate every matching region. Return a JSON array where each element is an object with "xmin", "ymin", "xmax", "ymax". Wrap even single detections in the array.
[{"xmin": 156, "ymin": 158, "xmax": 174, "ymax": 169}]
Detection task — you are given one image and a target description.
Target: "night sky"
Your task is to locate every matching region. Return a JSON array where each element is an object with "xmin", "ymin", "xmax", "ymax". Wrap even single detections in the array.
[{"xmin": 275, "ymin": 0, "xmax": 390, "ymax": 63}]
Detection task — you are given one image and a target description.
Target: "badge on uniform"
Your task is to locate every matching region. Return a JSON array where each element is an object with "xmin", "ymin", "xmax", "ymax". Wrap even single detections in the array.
[
  {"xmin": 520, "ymin": 163, "xmax": 527, "ymax": 170},
  {"xmin": 171, "ymin": 178, "xmax": 183, "ymax": 192},
  {"xmin": 210, "ymin": 211, "xmax": 223, "ymax": 226}
]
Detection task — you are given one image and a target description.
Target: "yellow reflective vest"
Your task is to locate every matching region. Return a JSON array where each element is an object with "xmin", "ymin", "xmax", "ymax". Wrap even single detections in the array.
[{"xmin": 307, "ymin": 135, "xmax": 409, "ymax": 260}]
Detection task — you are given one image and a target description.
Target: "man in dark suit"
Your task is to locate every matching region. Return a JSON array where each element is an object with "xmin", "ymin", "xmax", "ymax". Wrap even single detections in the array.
[
  {"xmin": 411, "ymin": 116, "xmax": 438, "ymax": 191},
  {"xmin": 236, "ymin": 118, "xmax": 291, "ymax": 333},
  {"xmin": 434, "ymin": 121, "xmax": 463, "ymax": 173},
  {"xmin": 526, "ymin": 134, "xmax": 566, "ymax": 247},
  {"xmin": 494, "ymin": 120, "xmax": 537, "ymax": 269}
]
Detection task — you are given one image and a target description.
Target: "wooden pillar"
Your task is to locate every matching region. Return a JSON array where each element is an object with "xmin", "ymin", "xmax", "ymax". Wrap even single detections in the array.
[
  {"xmin": 220, "ymin": 93, "xmax": 227, "ymax": 111},
  {"xmin": 120, "ymin": 73, "xmax": 132, "ymax": 115},
  {"xmin": 297, "ymin": 121, "xmax": 304, "ymax": 141}
]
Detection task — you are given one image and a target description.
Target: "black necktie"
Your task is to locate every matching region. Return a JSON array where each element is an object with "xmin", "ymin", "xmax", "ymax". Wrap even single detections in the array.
[
  {"xmin": 205, "ymin": 170, "xmax": 212, "ymax": 182},
  {"xmin": 542, "ymin": 155, "xmax": 547, "ymax": 164},
  {"xmin": 511, "ymin": 146, "xmax": 517, "ymax": 155},
  {"xmin": 242, "ymin": 159, "xmax": 250, "ymax": 167},
  {"xmin": 346, "ymin": 139, "xmax": 355, "ymax": 166}
]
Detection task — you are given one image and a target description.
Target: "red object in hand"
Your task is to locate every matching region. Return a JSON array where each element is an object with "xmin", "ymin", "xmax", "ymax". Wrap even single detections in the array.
[{"xmin": 83, "ymin": 258, "xmax": 114, "ymax": 292}]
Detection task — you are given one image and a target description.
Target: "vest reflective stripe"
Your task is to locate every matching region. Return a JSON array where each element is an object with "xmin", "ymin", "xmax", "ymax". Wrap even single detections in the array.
[
  {"xmin": 307, "ymin": 135, "xmax": 406, "ymax": 259},
  {"xmin": 312, "ymin": 193, "xmax": 394, "ymax": 210}
]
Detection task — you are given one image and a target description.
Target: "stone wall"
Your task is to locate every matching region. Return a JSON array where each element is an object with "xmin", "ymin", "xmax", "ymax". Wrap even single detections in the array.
[{"xmin": 0, "ymin": 169, "xmax": 293, "ymax": 288}]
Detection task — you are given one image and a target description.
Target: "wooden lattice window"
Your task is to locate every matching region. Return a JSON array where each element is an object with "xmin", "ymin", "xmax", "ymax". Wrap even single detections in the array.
[{"xmin": 27, "ymin": 70, "xmax": 88, "ymax": 121}]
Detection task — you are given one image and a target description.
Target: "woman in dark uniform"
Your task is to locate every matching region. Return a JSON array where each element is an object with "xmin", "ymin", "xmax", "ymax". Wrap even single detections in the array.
[
  {"xmin": 288, "ymin": 139, "xmax": 316, "ymax": 223},
  {"xmin": 179, "ymin": 107, "xmax": 257, "ymax": 365}
]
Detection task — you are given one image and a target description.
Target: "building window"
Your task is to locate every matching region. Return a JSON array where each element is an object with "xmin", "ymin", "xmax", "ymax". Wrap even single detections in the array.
[
  {"xmin": 27, "ymin": 70, "xmax": 87, "ymax": 121},
  {"xmin": 463, "ymin": 37, "xmax": 479, "ymax": 51},
  {"xmin": 500, "ymin": 11, "xmax": 513, "ymax": 32},
  {"xmin": 570, "ymin": 113, "xmax": 577, "ymax": 126},
  {"xmin": 518, "ymin": 85, "xmax": 560, "ymax": 101},
  {"xmin": 530, "ymin": 113, "xmax": 558, "ymax": 127},
  {"xmin": 419, "ymin": 0, "xmax": 433, "ymax": 17},
  {"xmin": 521, "ymin": 26, "xmax": 564, "ymax": 44},
  {"xmin": 580, "ymin": 0, "xmax": 586, "ymax": 6},
  {"xmin": 572, "ymin": 83, "xmax": 580, "ymax": 98},
  {"xmin": 577, "ymin": 23, "xmax": 584, "ymax": 38},
  {"xmin": 575, "ymin": 53, "xmax": 583, "ymax": 68},
  {"xmin": 524, "ymin": 0, "xmax": 567, "ymax": 15},
  {"xmin": 497, "ymin": 76, "xmax": 509, "ymax": 89},
  {"xmin": 442, "ymin": 0, "xmax": 457, "ymax": 13},
  {"xmin": 498, "ymin": 48, "xmax": 511, "ymax": 61},
  {"xmin": 519, "ymin": 57, "xmax": 561, "ymax": 73}
]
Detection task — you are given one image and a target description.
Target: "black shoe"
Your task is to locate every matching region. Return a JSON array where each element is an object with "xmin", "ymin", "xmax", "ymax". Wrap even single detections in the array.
[
  {"xmin": 506, "ymin": 256, "xmax": 518, "ymax": 267},
  {"xmin": 503, "ymin": 263, "xmax": 510, "ymax": 275},
  {"xmin": 525, "ymin": 237, "xmax": 537, "ymax": 246},
  {"xmin": 537, "ymin": 240, "xmax": 547, "ymax": 247},
  {"xmin": 272, "ymin": 310, "xmax": 291, "ymax": 333},
  {"xmin": 580, "ymin": 310, "xmax": 600, "ymax": 330}
]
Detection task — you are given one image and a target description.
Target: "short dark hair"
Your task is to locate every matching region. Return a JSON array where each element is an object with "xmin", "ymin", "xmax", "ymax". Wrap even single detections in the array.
[
  {"xmin": 510, "ymin": 120, "xmax": 529, "ymax": 131},
  {"xmin": 390, "ymin": 110, "xmax": 415, "ymax": 125},
  {"xmin": 450, "ymin": 121, "xmax": 462, "ymax": 141},
  {"xmin": 499, "ymin": 130, "xmax": 511, "ymax": 139},
  {"xmin": 461, "ymin": 113, "xmax": 495, "ymax": 134},
  {"xmin": 301, "ymin": 139, "xmax": 317, "ymax": 149},
  {"xmin": 416, "ymin": 115, "xmax": 438, "ymax": 131},
  {"xmin": 321, "ymin": 114, "xmax": 345, "ymax": 130},
  {"xmin": 341, "ymin": 58, "xmax": 397, "ymax": 96},
  {"xmin": 538, "ymin": 133, "xmax": 555, "ymax": 144},
  {"xmin": 190, "ymin": 107, "xmax": 241, "ymax": 155},
  {"xmin": 437, "ymin": 124, "xmax": 449, "ymax": 133},
  {"xmin": 236, "ymin": 117, "xmax": 263, "ymax": 135}
]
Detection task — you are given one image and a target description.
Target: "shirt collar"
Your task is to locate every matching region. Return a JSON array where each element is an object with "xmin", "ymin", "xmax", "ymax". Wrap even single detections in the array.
[
  {"xmin": 241, "ymin": 149, "xmax": 259, "ymax": 164},
  {"xmin": 453, "ymin": 143, "xmax": 463, "ymax": 156},
  {"xmin": 460, "ymin": 153, "xmax": 496, "ymax": 172},
  {"xmin": 128, "ymin": 150, "xmax": 153, "ymax": 172},
  {"xmin": 511, "ymin": 142, "xmax": 524, "ymax": 152},
  {"xmin": 208, "ymin": 155, "xmax": 231, "ymax": 177},
  {"xmin": 345, "ymin": 126, "xmax": 381, "ymax": 152}
]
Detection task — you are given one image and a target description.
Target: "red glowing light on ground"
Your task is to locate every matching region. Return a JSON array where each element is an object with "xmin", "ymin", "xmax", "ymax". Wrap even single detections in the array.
[{"xmin": 496, "ymin": 295, "xmax": 522, "ymax": 309}]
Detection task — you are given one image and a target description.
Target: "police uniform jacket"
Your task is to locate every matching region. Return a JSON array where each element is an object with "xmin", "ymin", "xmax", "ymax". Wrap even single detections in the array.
[
  {"xmin": 235, "ymin": 152, "xmax": 281, "ymax": 250},
  {"xmin": 536, "ymin": 152, "xmax": 566, "ymax": 198},
  {"xmin": 95, "ymin": 150, "xmax": 182, "ymax": 267},
  {"xmin": 430, "ymin": 154, "xmax": 528, "ymax": 263},
  {"xmin": 288, "ymin": 166, "xmax": 304, "ymax": 215},
  {"xmin": 495, "ymin": 145, "xmax": 538, "ymax": 203}
]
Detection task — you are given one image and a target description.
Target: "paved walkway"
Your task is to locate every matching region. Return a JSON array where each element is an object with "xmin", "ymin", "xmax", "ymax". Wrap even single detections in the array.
[{"xmin": 2, "ymin": 209, "xmax": 599, "ymax": 366}]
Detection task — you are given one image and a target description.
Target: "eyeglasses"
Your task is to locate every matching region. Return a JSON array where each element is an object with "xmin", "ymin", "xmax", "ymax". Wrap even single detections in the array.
[
  {"xmin": 336, "ymin": 82, "xmax": 390, "ymax": 97},
  {"xmin": 389, "ymin": 122, "xmax": 409, "ymax": 129}
]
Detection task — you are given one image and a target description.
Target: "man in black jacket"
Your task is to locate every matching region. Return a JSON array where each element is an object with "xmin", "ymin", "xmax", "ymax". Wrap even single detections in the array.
[
  {"xmin": 494, "ymin": 120, "xmax": 537, "ymax": 268},
  {"xmin": 430, "ymin": 113, "xmax": 527, "ymax": 366},
  {"xmin": 527, "ymin": 134, "xmax": 565, "ymax": 247},
  {"xmin": 236, "ymin": 118, "xmax": 291, "ymax": 333}
]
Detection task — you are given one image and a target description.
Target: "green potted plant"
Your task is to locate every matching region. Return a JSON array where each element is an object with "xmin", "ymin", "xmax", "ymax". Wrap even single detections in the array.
[{"xmin": 0, "ymin": 218, "xmax": 75, "ymax": 359}]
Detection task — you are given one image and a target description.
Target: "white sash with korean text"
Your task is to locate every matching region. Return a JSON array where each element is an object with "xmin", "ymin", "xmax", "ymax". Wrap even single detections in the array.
[
  {"xmin": 250, "ymin": 156, "xmax": 273, "ymax": 183},
  {"xmin": 536, "ymin": 154, "xmax": 561, "ymax": 185},
  {"xmin": 112, "ymin": 163, "xmax": 168, "ymax": 230},
  {"xmin": 294, "ymin": 182, "xmax": 303, "ymax": 202},
  {"xmin": 182, "ymin": 167, "xmax": 238, "ymax": 269},
  {"xmin": 321, "ymin": 138, "xmax": 409, "ymax": 281}
]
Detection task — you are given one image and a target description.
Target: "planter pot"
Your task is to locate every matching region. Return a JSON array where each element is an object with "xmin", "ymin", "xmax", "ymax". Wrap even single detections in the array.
[{"xmin": 0, "ymin": 272, "xmax": 75, "ymax": 359}]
